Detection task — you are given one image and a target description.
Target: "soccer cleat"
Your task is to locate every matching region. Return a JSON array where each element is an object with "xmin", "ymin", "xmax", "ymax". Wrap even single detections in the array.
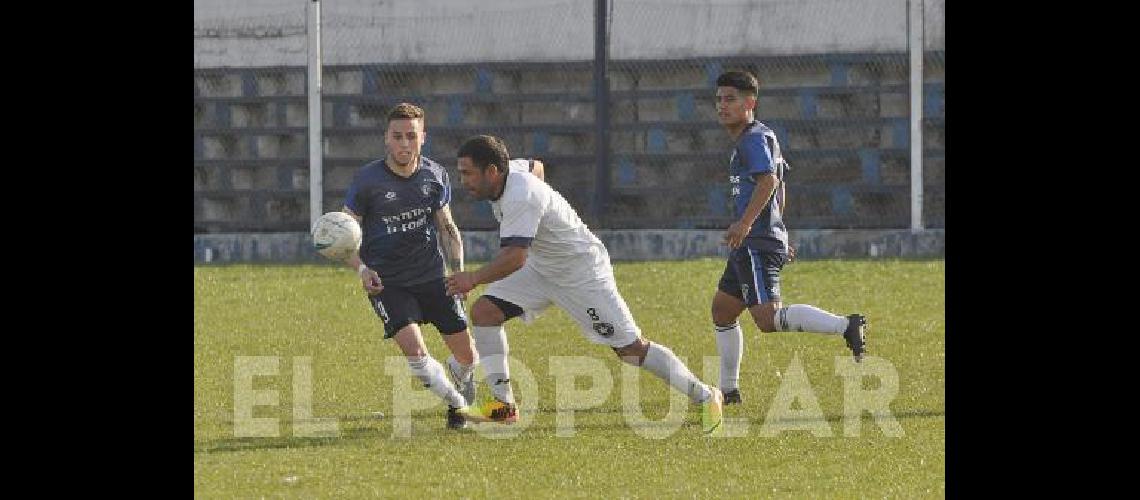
[
  {"xmin": 701, "ymin": 387, "xmax": 724, "ymax": 436},
  {"xmin": 722, "ymin": 388, "xmax": 742, "ymax": 405},
  {"xmin": 447, "ymin": 360, "xmax": 477, "ymax": 406},
  {"xmin": 456, "ymin": 399, "xmax": 518, "ymax": 424},
  {"xmin": 446, "ymin": 406, "xmax": 468, "ymax": 430},
  {"xmin": 844, "ymin": 314, "xmax": 868, "ymax": 362}
]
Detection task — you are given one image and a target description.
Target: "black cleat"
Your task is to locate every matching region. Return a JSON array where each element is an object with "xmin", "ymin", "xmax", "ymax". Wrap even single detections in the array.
[
  {"xmin": 446, "ymin": 406, "xmax": 468, "ymax": 430},
  {"xmin": 722, "ymin": 388, "xmax": 742, "ymax": 405},
  {"xmin": 844, "ymin": 314, "xmax": 867, "ymax": 362}
]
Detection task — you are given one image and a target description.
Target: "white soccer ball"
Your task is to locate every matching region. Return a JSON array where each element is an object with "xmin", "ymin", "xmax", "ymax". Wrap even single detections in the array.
[{"xmin": 311, "ymin": 211, "xmax": 362, "ymax": 261}]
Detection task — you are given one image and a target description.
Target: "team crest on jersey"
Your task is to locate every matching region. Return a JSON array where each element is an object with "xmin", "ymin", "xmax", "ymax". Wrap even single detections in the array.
[
  {"xmin": 421, "ymin": 183, "xmax": 432, "ymax": 197},
  {"xmin": 385, "ymin": 191, "xmax": 397, "ymax": 200},
  {"xmin": 592, "ymin": 322, "xmax": 615, "ymax": 337}
]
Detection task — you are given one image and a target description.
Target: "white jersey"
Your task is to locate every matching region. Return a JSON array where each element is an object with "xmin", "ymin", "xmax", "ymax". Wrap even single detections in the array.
[{"xmin": 491, "ymin": 160, "xmax": 612, "ymax": 286}]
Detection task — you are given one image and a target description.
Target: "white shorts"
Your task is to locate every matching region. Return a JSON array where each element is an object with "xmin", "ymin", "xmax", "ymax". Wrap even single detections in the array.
[{"xmin": 482, "ymin": 264, "xmax": 642, "ymax": 348}]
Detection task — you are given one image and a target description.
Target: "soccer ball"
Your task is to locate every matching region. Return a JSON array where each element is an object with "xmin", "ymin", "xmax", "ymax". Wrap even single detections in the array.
[{"xmin": 311, "ymin": 211, "xmax": 362, "ymax": 261}]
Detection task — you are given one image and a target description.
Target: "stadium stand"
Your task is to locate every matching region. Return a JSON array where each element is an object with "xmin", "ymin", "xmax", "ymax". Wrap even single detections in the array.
[{"xmin": 194, "ymin": 52, "xmax": 944, "ymax": 233}]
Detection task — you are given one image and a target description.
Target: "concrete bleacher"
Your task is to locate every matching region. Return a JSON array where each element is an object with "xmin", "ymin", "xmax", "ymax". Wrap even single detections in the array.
[{"xmin": 193, "ymin": 52, "xmax": 945, "ymax": 233}]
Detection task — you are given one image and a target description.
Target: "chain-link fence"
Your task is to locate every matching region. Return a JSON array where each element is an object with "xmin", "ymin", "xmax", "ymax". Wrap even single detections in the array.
[
  {"xmin": 194, "ymin": 0, "xmax": 308, "ymax": 233},
  {"xmin": 194, "ymin": 0, "xmax": 944, "ymax": 234}
]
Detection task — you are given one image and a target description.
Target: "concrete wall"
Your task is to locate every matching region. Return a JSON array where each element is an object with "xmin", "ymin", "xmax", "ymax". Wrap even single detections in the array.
[
  {"xmin": 193, "ymin": 229, "xmax": 945, "ymax": 263},
  {"xmin": 194, "ymin": 0, "xmax": 945, "ymax": 67}
]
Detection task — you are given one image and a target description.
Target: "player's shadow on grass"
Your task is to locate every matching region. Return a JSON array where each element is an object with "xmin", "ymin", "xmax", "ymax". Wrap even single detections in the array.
[
  {"xmin": 195, "ymin": 426, "xmax": 379, "ymax": 454},
  {"xmin": 767, "ymin": 408, "xmax": 945, "ymax": 424},
  {"xmin": 525, "ymin": 407, "xmax": 944, "ymax": 433},
  {"xmin": 195, "ymin": 409, "xmax": 945, "ymax": 449},
  {"xmin": 195, "ymin": 412, "xmax": 444, "ymax": 453},
  {"xmin": 529, "ymin": 404, "xmax": 942, "ymax": 419}
]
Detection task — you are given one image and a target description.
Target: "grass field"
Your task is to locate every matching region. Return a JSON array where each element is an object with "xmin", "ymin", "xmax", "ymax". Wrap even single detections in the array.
[{"xmin": 194, "ymin": 258, "xmax": 944, "ymax": 498}]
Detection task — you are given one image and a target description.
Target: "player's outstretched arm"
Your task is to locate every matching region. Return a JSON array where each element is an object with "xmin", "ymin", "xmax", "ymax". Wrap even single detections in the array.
[
  {"xmin": 723, "ymin": 173, "xmax": 778, "ymax": 249},
  {"xmin": 342, "ymin": 206, "xmax": 382, "ymax": 293},
  {"xmin": 779, "ymin": 176, "xmax": 786, "ymax": 216},
  {"xmin": 778, "ymin": 180, "xmax": 796, "ymax": 262},
  {"xmin": 341, "ymin": 206, "xmax": 367, "ymax": 271},
  {"xmin": 445, "ymin": 246, "xmax": 527, "ymax": 296},
  {"xmin": 434, "ymin": 205, "xmax": 464, "ymax": 274}
]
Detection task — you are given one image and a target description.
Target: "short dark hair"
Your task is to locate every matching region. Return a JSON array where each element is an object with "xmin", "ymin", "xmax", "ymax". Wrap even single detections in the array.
[
  {"xmin": 387, "ymin": 102, "xmax": 424, "ymax": 123},
  {"xmin": 716, "ymin": 71, "xmax": 759, "ymax": 96},
  {"xmin": 457, "ymin": 135, "xmax": 510, "ymax": 173}
]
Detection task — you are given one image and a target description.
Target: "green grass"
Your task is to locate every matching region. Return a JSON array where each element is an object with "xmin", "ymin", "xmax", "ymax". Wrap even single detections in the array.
[{"xmin": 195, "ymin": 259, "xmax": 944, "ymax": 498}]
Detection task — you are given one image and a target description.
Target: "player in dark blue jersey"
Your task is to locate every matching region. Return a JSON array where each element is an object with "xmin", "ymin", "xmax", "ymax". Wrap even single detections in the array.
[
  {"xmin": 341, "ymin": 103, "xmax": 476, "ymax": 429},
  {"xmin": 711, "ymin": 71, "xmax": 868, "ymax": 405}
]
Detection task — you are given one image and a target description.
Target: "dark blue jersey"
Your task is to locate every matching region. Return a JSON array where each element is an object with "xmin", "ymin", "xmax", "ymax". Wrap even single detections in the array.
[
  {"xmin": 344, "ymin": 156, "xmax": 451, "ymax": 286},
  {"xmin": 729, "ymin": 120, "xmax": 789, "ymax": 249}
]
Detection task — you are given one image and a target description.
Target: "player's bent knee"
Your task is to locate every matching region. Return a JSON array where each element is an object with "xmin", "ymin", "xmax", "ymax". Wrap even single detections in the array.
[
  {"xmin": 755, "ymin": 320, "xmax": 777, "ymax": 333},
  {"xmin": 711, "ymin": 294, "xmax": 745, "ymax": 326},
  {"xmin": 443, "ymin": 330, "xmax": 476, "ymax": 365},
  {"xmin": 752, "ymin": 313, "xmax": 778, "ymax": 332},
  {"xmin": 393, "ymin": 325, "xmax": 428, "ymax": 358},
  {"xmin": 711, "ymin": 308, "xmax": 732, "ymax": 326},
  {"xmin": 712, "ymin": 310, "xmax": 739, "ymax": 327},
  {"xmin": 470, "ymin": 298, "xmax": 507, "ymax": 327},
  {"xmin": 612, "ymin": 338, "xmax": 649, "ymax": 365},
  {"xmin": 749, "ymin": 304, "xmax": 780, "ymax": 333}
]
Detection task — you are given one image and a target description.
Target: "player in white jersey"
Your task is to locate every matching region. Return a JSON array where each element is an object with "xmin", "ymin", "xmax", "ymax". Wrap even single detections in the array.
[{"xmin": 444, "ymin": 135, "xmax": 724, "ymax": 434}]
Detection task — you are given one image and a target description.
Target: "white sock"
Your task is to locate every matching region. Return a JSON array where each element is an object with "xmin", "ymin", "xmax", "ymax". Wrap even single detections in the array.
[
  {"xmin": 641, "ymin": 342, "xmax": 713, "ymax": 404},
  {"xmin": 406, "ymin": 356, "xmax": 465, "ymax": 408},
  {"xmin": 774, "ymin": 304, "xmax": 848, "ymax": 334},
  {"xmin": 472, "ymin": 325, "xmax": 514, "ymax": 404},
  {"xmin": 446, "ymin": 354, "xmax": 475, "ymax": 383},
  {"xmin": 714, "ymin": 323, "xmax": 743, "ymax": 391}
]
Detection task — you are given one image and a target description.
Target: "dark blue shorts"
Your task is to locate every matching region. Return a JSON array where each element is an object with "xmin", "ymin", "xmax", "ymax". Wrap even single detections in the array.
[
  {"xmin": 717, "ymin": 245, "xmax": 788, "ymax": 306},
  {"xmin": 366, "ymin": 278, "xmax": 468, "ymax": 338}
]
